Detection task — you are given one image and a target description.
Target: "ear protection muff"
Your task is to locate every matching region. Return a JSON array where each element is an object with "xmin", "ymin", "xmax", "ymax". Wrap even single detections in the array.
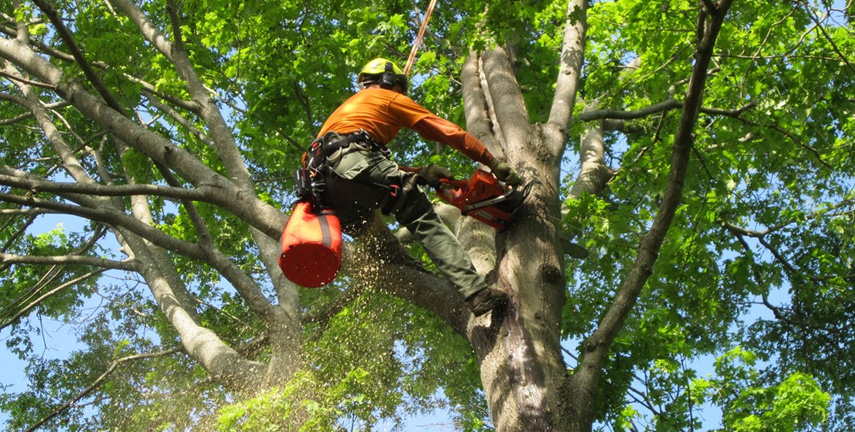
[{"xmin": 379, "ymin": 61, "xmax": 398, "ymax": 90}]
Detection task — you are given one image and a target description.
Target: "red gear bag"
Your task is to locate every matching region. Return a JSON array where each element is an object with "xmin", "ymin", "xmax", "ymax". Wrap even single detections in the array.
[{"xmin": 278, "ymin": 200, "xmax": 342, "ymax": 287}]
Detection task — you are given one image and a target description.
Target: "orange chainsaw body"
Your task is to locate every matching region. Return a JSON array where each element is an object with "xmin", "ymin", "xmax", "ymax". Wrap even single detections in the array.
[{"xmin": 435, "ymin": 169, "xmax": 518, "ymax": 230}]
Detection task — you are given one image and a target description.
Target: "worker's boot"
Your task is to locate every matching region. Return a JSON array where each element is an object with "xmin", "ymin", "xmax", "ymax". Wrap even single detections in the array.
[{"xmin": 466, "ymin": 288, "xmax": 509, "ymax": 317}]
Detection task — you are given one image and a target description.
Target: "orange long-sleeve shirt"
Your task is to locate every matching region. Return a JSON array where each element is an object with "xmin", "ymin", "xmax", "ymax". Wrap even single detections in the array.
[{"xmin": 317, "ymin": 88, "xmax": 494, "ymax": 165}]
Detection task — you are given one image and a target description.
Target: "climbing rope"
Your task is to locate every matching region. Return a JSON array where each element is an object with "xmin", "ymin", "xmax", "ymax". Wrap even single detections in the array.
[{"xmin": 403, "ymin": 0, "xmax": 438, "ymax": 76}]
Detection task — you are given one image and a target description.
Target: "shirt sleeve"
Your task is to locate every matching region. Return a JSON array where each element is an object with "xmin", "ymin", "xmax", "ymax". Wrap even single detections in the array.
[{"xmin": 411, "ymin": 115, "xmax": 495, "ymax": 165}]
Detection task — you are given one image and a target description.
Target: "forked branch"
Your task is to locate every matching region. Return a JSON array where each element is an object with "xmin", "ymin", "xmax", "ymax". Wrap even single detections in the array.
[{"xmin": 570, "ymin": 2, "xmax": 735, "ymax": 424}]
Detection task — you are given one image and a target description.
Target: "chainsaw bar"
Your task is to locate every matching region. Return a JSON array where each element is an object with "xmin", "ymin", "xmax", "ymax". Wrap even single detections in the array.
[{"xmin": 463, "ymin": 191, "xmax": 515, "ymax": 211}]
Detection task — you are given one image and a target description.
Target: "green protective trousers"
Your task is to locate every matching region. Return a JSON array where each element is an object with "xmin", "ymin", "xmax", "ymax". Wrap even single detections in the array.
[{"xmin": 327, "ymin": 147, "xmax": 485, "ymax": 298}]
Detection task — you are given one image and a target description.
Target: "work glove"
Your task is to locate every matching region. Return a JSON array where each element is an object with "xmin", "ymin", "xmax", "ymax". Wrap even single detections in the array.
[
  {"xmin": 420, "ymin": 163, "xmax": 455, "ymax": 187},
  {"xmin": 489, "ymin": 158, "xmax": 522, "ymax": 186}
]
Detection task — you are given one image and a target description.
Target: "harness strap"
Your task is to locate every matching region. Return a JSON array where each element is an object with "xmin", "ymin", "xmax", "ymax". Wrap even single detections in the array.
[
  {"xmin": 304, "ymin": 130, "xmax": 388, "ymax": 169},
  {"xmin": 381, "ymin": 172, "xmax": 420, "ymax": 216}
]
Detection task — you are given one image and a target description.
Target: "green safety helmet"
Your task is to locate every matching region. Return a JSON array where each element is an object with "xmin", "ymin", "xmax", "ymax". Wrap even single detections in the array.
[{"xmin": 357, "ymin": 58, "xmax": 408, "ymax": 93}]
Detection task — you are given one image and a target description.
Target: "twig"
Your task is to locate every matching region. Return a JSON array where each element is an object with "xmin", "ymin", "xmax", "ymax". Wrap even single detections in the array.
[
  {"xmin": 0, "ymin": 70, "xmax": 55, "ymax": 89},
  {"xmin": 0, "ymin": 252, "xmax": 135, "ymax": 270},
  {"xmin": 722, "ymin": 223, "xmax": 846, "ymax": 335},
  {"xmin": 798, "ymin": 0, "xmax": 855, "ymax": 77},
  {"xmin": 31, "ymin": 0, "xmax": 126, "ymax": 115},
  {"xmin": 0, "ymin": 170, "xmax": 216, "ymax": 201},
  {"xmin": 0, "ymin": 269, "xmax": 107, "ymax": 331},
  {"xmin": 23, "ymin": 347, "xmax": 183, "ymax": 432}
]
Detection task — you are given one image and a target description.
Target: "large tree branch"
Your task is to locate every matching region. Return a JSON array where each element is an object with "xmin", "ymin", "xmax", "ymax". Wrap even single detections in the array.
[
  {"xmin": 0, "ymin": 208, "xmax": 53, "ymax": 217},
  {"xmin": 139, "ymin": 162, "xmax": 278, "ymax": 322},
  {"xmin": 0, "ymin": 168, "xmax": 220, "ymax": 201},
  {"xmin": 0, "ymin": 37, "xmax": 286, "ymax": 239},
  {"xmin": 109, "ymin": 0, "xmax": 253, "ymax": 191},
  {"xmin": 341, "ymin": 217, "xmax": 472, "ymax": 336},
  {"xmin": 545, "ymin": 0, "xmax": 586, "ymax": 157},
  {"xmin": 121, "ymin": 226, "xmax": 267, "ymax": 389},
  {"xmin": 579, "ymin": 98, "xmax": 682, "ymax": 122},
  {"xmin": 481, "ymin": 48, "xmax": 535, "ymax": 163},
  {"xmin": 2, "ymin": 20, "xmax": 200, "ymax": 113},
  {"xmin": 1, "ymin": 22, "xmax": 74, "ymax": 63},
  {"xmin": 568, "ymin": 121, "xmax": 615, "ymax": 198},
  {"xmin": 109, "ymin": 0, "xmax": 298, "ymax": 312},
  {"xmin": 108, "ymin": 137, "xmax": 278, "ymax": 357},
  {"xmin": 0, "ymin": 185, "xmax": 277, "ymax": 323},
  {"xmin": 0, "ymin": 192, "xmax": 209, "ymax": 259},
  {"xmin": 2, "ymin": 105, "xmax": 277, "ymax": 331},
  {"xmin": 462, "ymin": 52, "xmax": 502, "ymax": 157},
  {"xmin": 31, "ymin": 0, "xmax": 126, "ymax": 115},
  {"xmin": 580, "ymin": 98, "xmax": 757, "ymax": 122},
  {"xmin": 570, "ymin": 0, "xmax": 735, "ymax": 425},
  {"xmin": 3, "ymin": 63, "xmax": 97, "ymax": 186},
  {"xmin": 5, "ymin": 65, "xmax": 264, "ymax": 333},
  {"xmin": 566, "ymin": 56, "xmax": 640, "ymax": 209}
]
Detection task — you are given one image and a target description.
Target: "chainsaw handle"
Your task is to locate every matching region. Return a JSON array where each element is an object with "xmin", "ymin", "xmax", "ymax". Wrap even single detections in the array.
[{"xmin": 437, "ymin": 177, "xmax": 468, "ymax": 189}]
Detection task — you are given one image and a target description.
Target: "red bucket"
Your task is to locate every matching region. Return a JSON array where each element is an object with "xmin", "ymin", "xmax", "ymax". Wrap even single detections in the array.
[{"xmin": 278, "ymin": 200, "xmax": 342, "ymax": 287}]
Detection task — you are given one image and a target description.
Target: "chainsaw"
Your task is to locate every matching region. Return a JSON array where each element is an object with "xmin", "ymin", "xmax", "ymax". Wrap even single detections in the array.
[
  {"xmin": 433, "ymin": 169, "xmax": 589, "ymax": 259},
  {"xmin": 434, "ymin": 169, "xmax": 528, "ymax": 231}
]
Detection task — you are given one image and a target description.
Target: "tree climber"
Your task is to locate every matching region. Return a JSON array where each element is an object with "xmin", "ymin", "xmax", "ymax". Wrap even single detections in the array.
[{"xmin": 306, "ymin": 58, "xmax": 521, "ymax": 316}]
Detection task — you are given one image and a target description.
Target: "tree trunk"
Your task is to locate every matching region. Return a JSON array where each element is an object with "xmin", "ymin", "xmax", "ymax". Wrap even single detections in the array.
[
  {"xmin": 459, "ymin": 47, "xmax": 569, "ymax": 431},
  {"xmin": 454, "ymin": 1, "xmax": 733, "ymax": 429},
  {"xmin": 455, "ymin": 0, "xmax": 588, "ymax": 428}
]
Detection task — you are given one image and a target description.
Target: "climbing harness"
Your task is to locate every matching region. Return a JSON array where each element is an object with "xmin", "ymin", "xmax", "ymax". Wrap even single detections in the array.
[
  {"xmin": 297, "ymin": 130, "xmax": 388, "ymax": 211},
  {"xmin": 296, "ymin": 130, "xmax": 420, "ymax": 221}
]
